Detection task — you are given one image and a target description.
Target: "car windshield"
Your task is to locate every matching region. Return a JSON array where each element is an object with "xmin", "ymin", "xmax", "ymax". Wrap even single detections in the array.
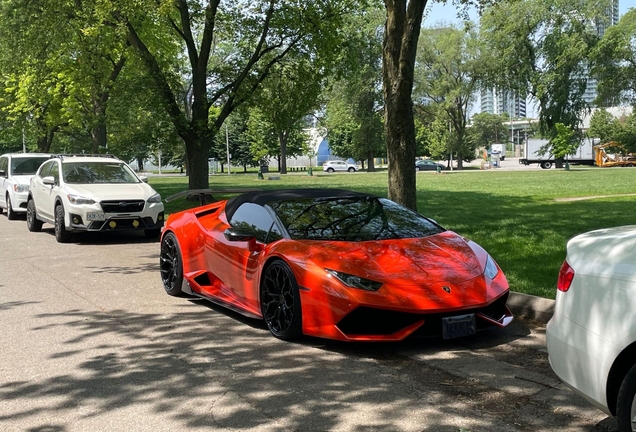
[
  {"xmin": 11, "ymin": 157, "xmax": 50, "ymax": 175},
  {"xmin": 270, "ymin": 196, "xmax": 445, "ymax": 241},
  {"xmin": 62, "ymin": 162, "xmax": 140, "ymax": 184}
]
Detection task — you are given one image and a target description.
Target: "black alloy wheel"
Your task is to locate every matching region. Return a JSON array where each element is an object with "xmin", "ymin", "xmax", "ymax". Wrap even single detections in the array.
[
  {"xmin": 6, "ymin": 195, "xmax": 17, "ymax": 220},
  {"xmin": 26, "ymin": 199, "xmax": 42, "ymax": 232},
  {"xmin": 260, "ymin": 260, "xmax": 302, "ymax": 340},
  {"xmin": 617, "ymin": 363, "xmax": 636, "ymax": 432},
  {"xmin": 160, "ymin": 232, "xmax": 184, "ymax": 296},
  {"xmin": 54, "ymin": 204, "xmax": 71, "ymax": 243}
]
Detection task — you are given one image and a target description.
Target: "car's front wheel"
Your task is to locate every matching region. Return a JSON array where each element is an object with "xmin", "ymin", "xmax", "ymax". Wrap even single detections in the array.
[
  {"xmin": 160, "ymin": 232, "xmax": 184, "ymax": 296},
  {"xmin": 616, "ymin": 363, "xmax": 636, "ymax": 432},
  {"xmin": 327, "ymin": 167, "xmax": 334, "ymax": 173},
  {"xmin": 260, "ymin": 260, "xmax": 303, "ymax": 341},
  {"xmin": 6, "ymin": 195, "xmax": 17, "ymax": 220},
  {"xmin": 26, "ymin": 199, "xmax": 43, "ymax": 232},
  {"xmin": 54, "ymin": 204, "xmax": 71, "ymax": 243},
  {"xmin": 348, "ymin": 167, "xmax": 355, "ymax": 172}
]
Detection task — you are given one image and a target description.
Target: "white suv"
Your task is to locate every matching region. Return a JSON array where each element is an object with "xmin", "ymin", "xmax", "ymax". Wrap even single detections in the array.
[
  {"xmin": 27, "ymin": 154, "xmax": 164, "ymax": 242},
  {"xmin": 0, "ymin": 153, "xmax": 52, "ymax": 220},
  {"xmin": 322, "ymin": 160, "xmax": 357, "ymax": 173}
]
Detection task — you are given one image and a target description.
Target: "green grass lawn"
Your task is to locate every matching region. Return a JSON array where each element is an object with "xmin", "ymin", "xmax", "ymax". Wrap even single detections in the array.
[{"xmin": 149, "ymin": 167, "xmax": 636, "ymax": 299}]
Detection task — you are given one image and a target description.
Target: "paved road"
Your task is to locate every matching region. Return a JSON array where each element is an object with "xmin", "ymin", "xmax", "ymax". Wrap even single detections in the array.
[{"xmin": 0, "ymin": 214, "xmax": 618, "ymax": 431}]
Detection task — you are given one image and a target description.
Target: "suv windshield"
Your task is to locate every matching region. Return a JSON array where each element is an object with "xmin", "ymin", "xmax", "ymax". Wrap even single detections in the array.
[
  {"xmin": 11, "ymin": 157, "xmax": 50, "ymax": 175},
  {"xmin": 62, "ymin": 162, "xmax": 140, "ymax": 184},
  {"xmin": 271, "ymin": 196, "xmax": 445, "ymax": 241}
]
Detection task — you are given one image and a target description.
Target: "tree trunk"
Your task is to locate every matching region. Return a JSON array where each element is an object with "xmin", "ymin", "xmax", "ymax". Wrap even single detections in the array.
[
  {"xmin": 279, "ymin": 131, "xmax": 288, "ymax": 174},
  {"xmin": 91, "ymin": 121, "xmax": 107, "ymax": 154},
  {"xmin": 185, "ymin": 138, "xmax": 210, "ymax": 189},
  {"xmin": 367, "ymin": 150, "xmax": 375, "ymax": 172},
  {"xmin": 382, "ymin": 0, "xmax": 427, "ymax": 211},
  {"xmin": 136, "ymin": 157, "xmax": 144, "ymax": 171}
]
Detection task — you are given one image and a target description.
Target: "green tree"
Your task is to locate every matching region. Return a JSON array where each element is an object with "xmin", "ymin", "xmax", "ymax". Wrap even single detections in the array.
[
  {"xmin": 469, "ymin": 112, "xmax": 509, "ymax": 149},
  {"xmin": 480, "ymin": 0, "xmax": 605, "ymax": 139},
  {"xmin": 591, "ymin": 9, "xmax": 636, "ymax": 105},
  {"xmin": 551, "ymin": 123, "xmax": 579, "ymax": 159},
  {"xmin": 414, "ymin": 24, "xmax": 482, "ymax": 169},
  {"xmin": 324, "ymin": 6, "xmax": 385, "ymax": 171},
  {"xmin": 587, "ymin": 109, "xmax": 619, "ymax": 144},
  {"xmin": 116, "ymin": 0, "xmax": 359, "ymax": 189}
]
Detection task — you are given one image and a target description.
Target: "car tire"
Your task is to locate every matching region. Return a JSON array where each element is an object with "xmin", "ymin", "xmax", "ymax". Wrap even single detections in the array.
[
  {"xmin": 144, "ymin": 228, "xmax": 162, "ymax": 239},
  {"xmin": 417, "ymin": 166, "xmax": 423, "ymax": 171},
  {"xmin": 160, "ymin": 232, "xmax": 184, "ymax": 296},
  {"xmin": 54, "ymin": 204, "xmax": 71, "ymax": 243},
  {"xmin": 327, "ymin": 167, "xmax": 334, "ymax": 173},
  {"xmin": 260, "ymin": 260, "xmax": 303, "ymax": 341},
  {"xmin": 26, "ymin": 199, "xmax": 43, "ymax": 232},
  {"xmin": 616, "ymin": 363, "xmax": 636, "ymax": 432},
  {"xmin": 6, "ymin": 195, "xmax": 17, "ymax": 220},
  {"xmin": 0, "ymin": 204, "xmax": 3, "ymax": 215},
  {"xmin": 540, "ymin": 161, "xmax": 553, "ymax": 169},
  {"xmin": 348, "ymin": 167, "xmax": 355, "ymax": 173},
  {"xmin": 626, "ymin": 163, "xmax": 634, "ymax": 167}
]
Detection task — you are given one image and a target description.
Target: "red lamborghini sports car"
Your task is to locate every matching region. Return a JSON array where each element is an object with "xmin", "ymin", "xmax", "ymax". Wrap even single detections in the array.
[{"xmin": 159, "ymin": 189, "xmax": 513, "ymax": 342}]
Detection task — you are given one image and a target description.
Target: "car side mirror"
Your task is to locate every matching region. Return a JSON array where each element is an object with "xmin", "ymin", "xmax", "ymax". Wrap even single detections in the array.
[
  {"xmin": 224, "ymin": 226, "xmax": 256, "ymax": 242},
  {"xmin": 42, "ymin": 176, "xmax": 56, "ymax": 186},
  {"xmin": 139, "ymin": 175, "xmax": 148, "ymax": 183},
  {"xmin": 224, "ymin": 226, "xmax": 263, "ymax": 252}
]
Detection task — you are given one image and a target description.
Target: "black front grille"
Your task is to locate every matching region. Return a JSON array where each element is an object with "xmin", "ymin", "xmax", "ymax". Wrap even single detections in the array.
[{"xmin": 100, "ymin": 200, "xmax": 145, "ymax": 213}]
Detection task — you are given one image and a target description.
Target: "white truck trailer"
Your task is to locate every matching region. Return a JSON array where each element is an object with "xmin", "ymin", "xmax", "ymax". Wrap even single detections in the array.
[
  {"xmin": 490, "ymin": 144, "xmax": 507, "ymax": 161},
  {"xmin": 519, "ymin": 138, "xmax": 596, "ymax": 169}
]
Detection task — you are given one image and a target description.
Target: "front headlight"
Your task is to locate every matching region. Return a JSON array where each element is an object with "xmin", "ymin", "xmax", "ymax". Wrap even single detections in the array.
[
  {"xmin": 147, "ymin": 193, "xmax": 162, "ymax": 203},
  {"xmin": 484, "ymin": 255, "xmax": 499, "ymax": 280},
  {"xmin": 325, "ymin": 269, "xmax": 383, "ymax": 291},
  {"xmin": 67, "ymin": 194, "xmax": 95, "ymax": 205},
  {"xmin": 13, "ymin": 184, "xmax": 29, "ymax": 193}
]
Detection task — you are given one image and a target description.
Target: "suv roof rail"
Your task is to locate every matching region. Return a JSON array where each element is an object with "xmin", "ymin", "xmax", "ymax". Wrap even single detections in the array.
[{"xmin": 52, "ymin": 154, "xmax": 119, "ymax": 161}]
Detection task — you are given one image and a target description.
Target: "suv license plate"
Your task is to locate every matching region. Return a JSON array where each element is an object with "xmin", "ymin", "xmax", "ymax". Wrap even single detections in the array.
[
  {"xmin": 86, "ymin": 212, "xmax": 105, "ymax": 221},
  {"xmin": 442, "ymin": 314, "xmax": 476, "ymax": 339}
]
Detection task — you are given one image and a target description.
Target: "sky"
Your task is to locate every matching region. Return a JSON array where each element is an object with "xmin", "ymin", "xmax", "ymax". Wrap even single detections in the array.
[{"xmin": 422, "ymin": 0, "xmax": 636, "ymax": 118}]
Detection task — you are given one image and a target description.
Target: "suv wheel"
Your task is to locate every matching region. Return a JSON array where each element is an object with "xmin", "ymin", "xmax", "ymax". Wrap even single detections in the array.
[
  {"xmin": 54, "ymin": 204, "xmax": 71, "ymax": 243},
  {"xmin": 327, "ymin": 167, "xmax": 334, "ymax": 173},
  {"xmin": 348, "ymin": 167, "xmax": 355, "ymax": 173},
  {"xmin": 6, "ymin": 195, "xmax": 17, "ymax": 220},
  {"xmin": 26, "ymin": 199, "xmax": 43, "ymax": 232}
]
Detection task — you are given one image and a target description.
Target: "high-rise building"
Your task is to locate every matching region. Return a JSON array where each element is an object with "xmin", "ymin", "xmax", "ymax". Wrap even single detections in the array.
[{"xmin": 480, "ymin": 88, "xmax": 526, "ymax": 118}]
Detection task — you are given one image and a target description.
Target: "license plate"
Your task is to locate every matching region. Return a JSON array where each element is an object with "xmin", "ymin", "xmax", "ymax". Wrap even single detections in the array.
[
  {"xmin": 442, "ymin": 314, "xmax": 476, "ymax": 339},
  {"xmin": 86, "ymin": 212, "xmax": 105, "ymax": 221}
]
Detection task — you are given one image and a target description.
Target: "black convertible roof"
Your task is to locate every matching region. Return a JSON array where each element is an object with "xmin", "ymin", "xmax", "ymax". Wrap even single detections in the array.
[{"xmin": 225, "ymin": 188, "xmax": 376, "ymax": 221}]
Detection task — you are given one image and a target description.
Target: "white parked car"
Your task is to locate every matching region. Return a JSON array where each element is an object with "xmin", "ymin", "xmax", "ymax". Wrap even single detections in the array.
[
  {"xmin": 322, "ymin": 160, "xmax": 357, "ymax": 173},
  {"xmin": 27, "ymin": 154, "xmax": 165, "ymax": 242},
  {"xmin": 0, "ymin": 153, "xmax": 52, "ymax": 220},
  {"xmin": 547, "ymin": 226, "xmax": 636, "ymax": 432}
]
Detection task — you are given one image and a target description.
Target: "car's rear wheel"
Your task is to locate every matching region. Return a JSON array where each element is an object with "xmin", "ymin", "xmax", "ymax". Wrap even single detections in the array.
[
  {"xmin": 616, "ymin": 363, "xmax": 636, "ymax": 432},
  {"xmin": 260, "ymin": 260, "xmax": 302, "ymax": 340},
  {"xmin": 144, "ymin": 228, "xmax": 161, "ymax": 239},
  {"xmin": 54, "ymin": 204, "xmax": 71, "ymax": 243},
  {"xmin": 6, "ymin": 195, "xmax": 17, "ymax": 220},
  {"xmin": 348, "ymin": 167, "xmax": 355, "ymax": 172},
  {"xmin": 327, "ymin": 167, "xmax": 334, "ymax": 173},
  {"xmin": 160, "ymin": 232, "xmax": 184, "ymax": 296},
  {"xmin": 540, "ymin": 161, "xmax": 553, "ymax": 169},
  {"xmin": 26, "ymin": 199, "xmax": 42, "ymax": 232}
]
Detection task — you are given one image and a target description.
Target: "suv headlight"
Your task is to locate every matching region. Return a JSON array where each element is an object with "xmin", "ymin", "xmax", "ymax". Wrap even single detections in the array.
[
  {"xmin": 13, "ymin": 184, "xmax": 29, "ymax": 193},
  {"xmin": 325, "ymin": 269, "xmax": 383, "ymax": 291},
  {"xmin": 67, "ymin": 194, "xmax": 95, "ymax": 205},
  {"xmin": 147, "ymin": 193, "xmax": 162, "ymax": 203},
  {"xmin": 484, "ymin": 255, "xmax": 499, "ymax": 280}
]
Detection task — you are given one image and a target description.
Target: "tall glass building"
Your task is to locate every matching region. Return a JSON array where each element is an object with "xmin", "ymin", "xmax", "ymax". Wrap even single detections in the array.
[{"xmin": 480, "ymin": 88, "xmax": 526, "ymax": 118}]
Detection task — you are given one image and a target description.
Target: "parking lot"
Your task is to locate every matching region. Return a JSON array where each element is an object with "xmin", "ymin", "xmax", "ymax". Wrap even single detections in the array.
[{"xmin": 0, "ymin": 215, "xmax": 619, "ymax": 431}]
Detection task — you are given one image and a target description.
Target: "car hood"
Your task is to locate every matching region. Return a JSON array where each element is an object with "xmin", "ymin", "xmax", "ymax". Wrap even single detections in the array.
[
  {"xmin": 307, "ymin": 231, "xmax": 483, "ymax": 284},
  {"xmin": 65, "ymin": 183, "xmax": 156, "ymax": 200},
  {"xmin": 11, "ymin": 175, "xmax": 35, "ymax": 185}
]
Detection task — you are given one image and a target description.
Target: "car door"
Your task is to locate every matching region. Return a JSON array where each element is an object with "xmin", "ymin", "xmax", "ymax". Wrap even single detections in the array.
[
  {"xmin": 334, "ymin": 161, "xmax": 346, "ymax": 171},
  {"xmin": 0, "ymin": 156, "xmax": 8, "ymax": 208},
  {"xmin": 31, "ymin": 161, "xmax": 56, "ymax": 220}
]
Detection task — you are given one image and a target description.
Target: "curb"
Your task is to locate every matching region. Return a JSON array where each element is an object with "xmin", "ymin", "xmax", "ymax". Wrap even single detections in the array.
[{"xmin": 508, "ymin": 292, "xmax": 555, "ymax": 324}]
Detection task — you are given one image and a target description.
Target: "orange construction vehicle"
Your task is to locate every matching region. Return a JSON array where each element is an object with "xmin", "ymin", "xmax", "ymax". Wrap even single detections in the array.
[{"xmin": 593, "ymin": 142, "xmax": 636, "ymax": 167}]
